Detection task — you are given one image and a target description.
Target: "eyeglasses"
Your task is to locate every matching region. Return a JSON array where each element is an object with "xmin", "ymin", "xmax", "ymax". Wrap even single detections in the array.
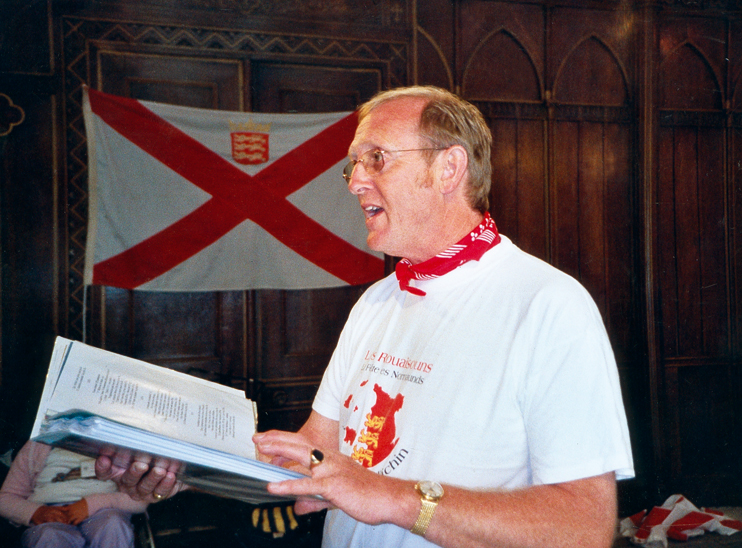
[{"xmin": 342, "ymin": 148, "xmax": 447, "ymax": 183}]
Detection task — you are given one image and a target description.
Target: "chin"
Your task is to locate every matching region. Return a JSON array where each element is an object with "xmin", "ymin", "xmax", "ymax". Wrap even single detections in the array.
[{"xmin": 367, "ymin": 229, "xmax": 403, "ymax": 258}]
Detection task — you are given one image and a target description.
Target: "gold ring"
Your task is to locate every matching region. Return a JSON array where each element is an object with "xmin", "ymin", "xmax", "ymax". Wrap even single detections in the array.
[
  {"xmin": 310, "ymin": 448, "xmax": 324, "ymax": 467},
  {"xmin": 153, "ymin": 493, "xmax": 165, "ymax": 501}
]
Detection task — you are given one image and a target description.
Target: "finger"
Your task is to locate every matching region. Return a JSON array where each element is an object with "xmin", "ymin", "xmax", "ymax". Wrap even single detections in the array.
[
  {"xmin": 254, "ymin": 430, "xmax": 308, "ymax": 447},
  {"xmin": 254, "ymin": 434, "xmax": 316, "ymax": 467},
  {"xmin": 150, "ymin": 456, "xmax": 172, "ymax": 470},
  {"xmin": 69, "ymin": 514, "xmax": 84, "ymax": 526},
  {"xmin": 150, "ymin": 470, "xmax": 178, "ymax": 500},
  {"xmin": 266, "ymin": 476, "xmax": 323, "ymax": 499},
  {"xmin": 270, "ymin": 456, "xmax": 307, "ymax": 474},
  {"xmin": 49, "ymin": 509, "xmax": 68, "ymax": 523},
  {"xmin": 98, "ymin": 445, "xmax": 117, "ymax": 458},
  {"xmin": 293, "ymin": 498, "xmax": 333, "ymax": 515},
  {"xmin": 94, "ymin": 455, "xmax": 114, "ymax": 480},
  {"xmin": 166, "ymin": 459, "xmax": 183, "ymax": 475},
  {"xmin": 110, "ymin": 448, "xmax": 134, "ymax": 470},
  {"xmin": 119, "ymin": 461, "xmax": 153, "ymax": 490}
]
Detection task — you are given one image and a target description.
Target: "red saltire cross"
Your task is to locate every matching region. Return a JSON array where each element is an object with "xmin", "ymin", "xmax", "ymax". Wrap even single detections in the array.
[{"xmin": 87, "ymin": 89, "xmax": 384, "ymax": 289}]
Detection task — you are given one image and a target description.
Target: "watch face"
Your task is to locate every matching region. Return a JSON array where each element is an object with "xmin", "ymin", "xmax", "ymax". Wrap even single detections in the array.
[{"xmin": 418, "ymin": 481, "xmax": 444, "ymax": 499}]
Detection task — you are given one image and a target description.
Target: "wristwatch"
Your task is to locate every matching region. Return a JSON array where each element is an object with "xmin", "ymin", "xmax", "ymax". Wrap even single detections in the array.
[{"xmin": 410, "ymin": 480, "xmax": 444, "ymax": 536}]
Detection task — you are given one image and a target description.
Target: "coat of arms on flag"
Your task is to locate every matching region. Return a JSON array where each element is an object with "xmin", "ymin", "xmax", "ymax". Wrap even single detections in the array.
[
  {"xmin": 82, "ymin": 87, "xmax": 385, "ymax": 292},
  {"xmin": 230, "ymin": 120, "xmax": 270, "ymax": 165}
]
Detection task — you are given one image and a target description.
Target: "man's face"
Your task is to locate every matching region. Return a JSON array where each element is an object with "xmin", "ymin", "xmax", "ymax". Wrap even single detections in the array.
[{"xmin": 346, "ymin": 97, "xmax": 444, "ymax": 263}]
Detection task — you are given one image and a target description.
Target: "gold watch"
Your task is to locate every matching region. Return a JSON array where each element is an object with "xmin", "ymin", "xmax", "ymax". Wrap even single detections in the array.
[{"xmin": 410, "ymin": 480, "xmax": 444, "ymax": 536}]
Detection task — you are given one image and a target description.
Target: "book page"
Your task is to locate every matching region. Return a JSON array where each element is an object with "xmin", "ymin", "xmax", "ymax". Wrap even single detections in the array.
[{"xmin": 32, "ymin": 337, "xmax": 256, "ymax": 459}]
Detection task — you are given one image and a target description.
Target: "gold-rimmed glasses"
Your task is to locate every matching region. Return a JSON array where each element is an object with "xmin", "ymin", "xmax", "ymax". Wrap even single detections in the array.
[{"xmin": 342, "ymin": 148, "xmax": 447, "ymax": 183}]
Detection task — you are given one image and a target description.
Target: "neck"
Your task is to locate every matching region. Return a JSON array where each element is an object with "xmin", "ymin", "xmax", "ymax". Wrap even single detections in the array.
[{"xmin": 407, "ymin": 209, "xmax": 484, "ymax": 265}]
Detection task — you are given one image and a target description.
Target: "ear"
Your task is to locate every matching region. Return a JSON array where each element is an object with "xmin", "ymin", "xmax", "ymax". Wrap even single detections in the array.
[{"xmin": 437, "ymin": 145, "xmax": 469, "ymax": 196}]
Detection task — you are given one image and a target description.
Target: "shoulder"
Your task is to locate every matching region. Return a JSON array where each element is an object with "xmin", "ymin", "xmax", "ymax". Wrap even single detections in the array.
[
  {"xmin": 17, "ymin": 441, "xmax": 52, "ymax": 465},
  {"xmin": 486, "ymin": 237, "xmax": 593, "ymax": 298}
]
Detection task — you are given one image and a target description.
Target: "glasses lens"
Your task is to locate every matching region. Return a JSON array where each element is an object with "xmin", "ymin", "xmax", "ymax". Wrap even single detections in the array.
[
  {"xmin": 343, "ymin": 150, "xmax": 386, "ymax": 183},
  {"xmin": 368, "ymin": 150, "xmax": 385, "ymax": 174},
  {"xmin": 342, "ymin": 161, "xmax": 355, "ymax": 182}
]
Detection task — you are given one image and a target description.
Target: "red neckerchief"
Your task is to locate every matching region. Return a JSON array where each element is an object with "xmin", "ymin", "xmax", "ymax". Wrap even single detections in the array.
[{"xmin": 395, "ymin": 212, "xmax": 501, "ymax": 296}]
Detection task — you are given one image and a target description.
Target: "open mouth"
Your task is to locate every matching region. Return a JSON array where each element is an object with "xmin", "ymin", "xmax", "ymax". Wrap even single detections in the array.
[{"xmin": 363, "ymin": 205, "xmax": 383, "ymax": 219}]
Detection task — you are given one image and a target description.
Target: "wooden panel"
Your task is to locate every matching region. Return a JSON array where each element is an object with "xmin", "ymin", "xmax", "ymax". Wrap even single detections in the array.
[
  {"xmin": 548, "ymin": 5, "xmax": 633, "ymax": 96},
  {"xmin": 463, "ymin": 29, "xmax": 541, "ymax": 102},
  {"xmin": 663, "ymin": 362, "xmax": 739, "ymax": 504},
  {"xmin": 654, "ymin": 12, "xmax": 739, "ymax": 502},
  {"xmin": 660, "ymin": 44, "xmax": 723, "ymax": 111},
  {"xmin": 602, "ymin": 123, "xmax": 634, "ymax": 362},
  {"xmin": 553, "ymin": 36, "xmax": 628, "ymax": 106},
  {"xmin": 656, "ymin": 125, "xmax": 728, "ymax": 359},
  {"xmin": 552, "ymin": 120, "xmax": 581, "ymax": 280},
  {"xmin": 657, "ymin": 126, "xmax": 680, "ymax": 356},
  {"xmin": 488, "ymin": 118, "xmax": 547, "ymax": 261},
  {"xmin": 250, "ymin": 62, "xmax": 380, "ymax": 113},
  {"xmin": 552, "ymin": 118, "xmax": 634, "ymax": 333},
  {"xmin": 0, "ymin": 91, "xmax": 59, "ymax": 444},
  {"xmin": 0, "ymin": 0, "xmax": 51, "ymax": 73},
  {"xmin": 415, "ymin": 0, "xmax": 454, "ymax": 89},
  {"xmin": 96, "ymin": 50, "xmax": 244, "ymax": 109},
  {"xmin": 102, "ymin": 289, "xmax": 242, "ymax": 382},
  {"xmin": 457, "ymin": 1, "xmax": 544, "ymax": 93},
  {"xmin": 578, "ymin": 122, "xmax": 607, "ymax": 306},
  {"xmin": 732, "ymin": 124, "xmax": 742, "ymax": 363}
]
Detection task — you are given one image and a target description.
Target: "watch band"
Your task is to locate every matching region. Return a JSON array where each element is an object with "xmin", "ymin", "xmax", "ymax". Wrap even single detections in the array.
[{"xmin": 410, "ymin": 497, "xmax": 438, "ymax": 536}]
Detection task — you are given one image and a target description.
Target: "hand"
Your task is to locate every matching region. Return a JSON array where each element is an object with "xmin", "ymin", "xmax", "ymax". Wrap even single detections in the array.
[
  {"xmin": 253, "ymin": 430, "xmax": 410, "ymax": 525},
  {"xmin": 62, "ymin": 498, "xmax": 89, "ymax": 525},
  {"xmin": 95, "ymin": 451, "xmax": 183, "ymax": 503},
  {"xmin": 30, "ymin": 505, "xmax": 68, "ymax": 525}
]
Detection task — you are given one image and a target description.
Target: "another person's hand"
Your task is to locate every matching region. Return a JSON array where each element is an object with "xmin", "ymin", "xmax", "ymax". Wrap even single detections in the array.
[
  {"xmin": 30, "ymin": 505, "xmax": 68, "ymax": 525},
  {"xmin": 95, "ymin": 450, "xmax": 183, "ymax": 502},
  {"xmin": 62, "ymin": 498, "xmax": 89, "ymax": 525}
]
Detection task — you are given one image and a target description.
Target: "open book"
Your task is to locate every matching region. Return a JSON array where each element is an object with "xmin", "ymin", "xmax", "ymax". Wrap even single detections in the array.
[{"xmin": 31, "ymin": 336, "xmax": 306, "ymax": 504}]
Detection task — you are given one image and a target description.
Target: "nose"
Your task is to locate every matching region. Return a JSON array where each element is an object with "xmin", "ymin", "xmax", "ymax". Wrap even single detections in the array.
[{"xmin": 347, "ymin": 161, "xmax": 373, "ymax": 195}]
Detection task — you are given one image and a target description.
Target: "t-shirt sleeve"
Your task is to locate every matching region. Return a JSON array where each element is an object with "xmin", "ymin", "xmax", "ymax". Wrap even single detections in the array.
[{"xmin": 521, "ymin": 280, "xmax": 635, "ymax": 484}]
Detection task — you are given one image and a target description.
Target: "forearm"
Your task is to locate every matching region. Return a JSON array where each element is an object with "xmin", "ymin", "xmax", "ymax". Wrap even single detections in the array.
[
  {"xmin": 85, "ymin": 492, "xmax": 150, "ymax": 515},
  {"xmin": 0, "ymin": 491, "xmax": 41, "ymax": 526},
  {"xmin": 419, "ymin": 473, "xmax": 617, "ymax": 548}
]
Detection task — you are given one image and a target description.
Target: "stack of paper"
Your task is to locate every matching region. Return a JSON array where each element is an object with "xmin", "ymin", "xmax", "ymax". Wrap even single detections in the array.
[{"xmin": 31, "ymin": 337, "xmax": 307, "ymax": 504}]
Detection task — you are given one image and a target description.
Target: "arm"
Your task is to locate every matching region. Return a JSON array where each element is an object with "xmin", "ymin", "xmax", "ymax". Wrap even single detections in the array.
[
  {"xmin": 421, "ymin": 472, "xmax": 616, "ymax": 548},
  {"xmin": 62, "ymin": 491, "xmax": 149, "ymax": 525},
  {"xmin": 255, "ymin": 423, "xmax": 618, "ymax": 548},
  {"xmin": 0, "ymin": 442, "xmax": 49, "ymax": 526},
  {"xmin": 82, "ymin": 491, "xmax": 150, "ymax": 516}
]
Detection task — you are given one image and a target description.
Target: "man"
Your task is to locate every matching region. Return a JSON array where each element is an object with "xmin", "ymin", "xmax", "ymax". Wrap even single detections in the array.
[{"xmin": 97, "ymin": 86, "xmax": 634, "ymax": 548}]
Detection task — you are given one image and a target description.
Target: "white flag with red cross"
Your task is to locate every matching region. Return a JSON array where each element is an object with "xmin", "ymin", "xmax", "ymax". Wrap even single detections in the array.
[{"xmin": 82, "ymin": 88, "xmax": 384, "ymax": 291}]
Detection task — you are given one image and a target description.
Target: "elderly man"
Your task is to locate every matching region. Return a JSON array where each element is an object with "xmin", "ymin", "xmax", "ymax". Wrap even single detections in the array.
[{"xmin": 98, "ymin": 86, "xmax": 634, "ymax": 548}]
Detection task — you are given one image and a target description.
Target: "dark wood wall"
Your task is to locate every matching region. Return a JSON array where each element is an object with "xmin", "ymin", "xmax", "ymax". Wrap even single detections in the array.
[{"xmin": 1, "ymin": 0, "xmax": 741, "ymax": 515}]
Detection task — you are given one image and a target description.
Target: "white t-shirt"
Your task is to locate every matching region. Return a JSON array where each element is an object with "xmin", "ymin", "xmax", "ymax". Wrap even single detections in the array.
[{"xmin": 313, "ymin": 236, "xmax": 634, "ymax": 548}]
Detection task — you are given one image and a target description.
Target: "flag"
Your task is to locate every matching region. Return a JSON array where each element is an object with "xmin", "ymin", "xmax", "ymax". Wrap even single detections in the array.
[
  {"xmin": 620, "ymin": 494, "xmax": 742, "ymax": 548},
  {"xmin": 82, "ymin": 87, "xmax": 385, "ymax": 292}
]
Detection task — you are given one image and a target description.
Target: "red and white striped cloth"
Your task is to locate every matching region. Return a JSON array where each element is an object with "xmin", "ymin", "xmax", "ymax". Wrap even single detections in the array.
[
  {"xmin": 394, "ymin": 211, "xmax": 500, "ymax": 296},
  {"xmin": 620, "ymin": 494, "xmax": 742, "ymax": 547}
]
